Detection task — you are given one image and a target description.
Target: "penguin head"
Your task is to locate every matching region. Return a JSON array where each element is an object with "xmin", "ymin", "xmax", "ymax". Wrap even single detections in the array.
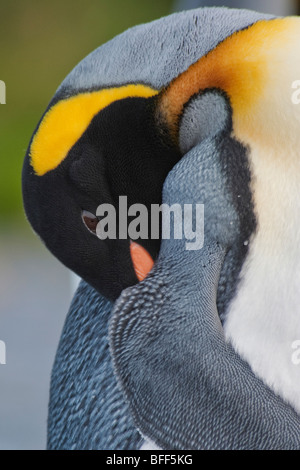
[
  {"xmin": 21, "ymin": 82, "xmax": 233, "ymax": 302},
  {"xmin": 22, "ymin": 85, "xmax": 181, "ymax": 300}
]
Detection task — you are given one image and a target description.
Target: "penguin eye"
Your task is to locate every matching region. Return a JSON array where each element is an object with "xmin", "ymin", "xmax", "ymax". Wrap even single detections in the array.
[{"xmin": 82, "ymin": 210, "xmax": 98, "ymax": 235}]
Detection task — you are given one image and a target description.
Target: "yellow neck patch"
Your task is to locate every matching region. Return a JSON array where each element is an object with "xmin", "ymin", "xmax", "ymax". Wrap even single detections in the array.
[
  {"xmin": 159, "ymin": 17, "xmax": 300, "ymax": 139},
  {"xmin": 30, "ymin": 84, "xmax": 158, "ymax": 176}
]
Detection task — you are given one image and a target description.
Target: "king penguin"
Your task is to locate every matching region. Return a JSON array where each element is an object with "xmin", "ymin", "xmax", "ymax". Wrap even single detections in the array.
[{"xmin": 22, "ymin": 7, "xmax": 300, "ymax": 449}]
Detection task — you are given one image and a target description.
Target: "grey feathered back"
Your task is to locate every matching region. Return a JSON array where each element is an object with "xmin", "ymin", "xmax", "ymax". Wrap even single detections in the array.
[{"xmin": 48, "ymin": 282, "xmax": 142, "ymax": 449}]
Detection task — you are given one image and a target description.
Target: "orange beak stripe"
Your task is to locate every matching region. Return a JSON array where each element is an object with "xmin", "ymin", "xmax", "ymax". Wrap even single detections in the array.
[{"xmin": 130, "ymin": 241, "xmax": 154, "ymax": 282}]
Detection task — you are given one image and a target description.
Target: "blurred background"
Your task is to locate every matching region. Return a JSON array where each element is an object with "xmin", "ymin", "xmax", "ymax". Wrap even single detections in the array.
[{"xmin": 0, "ymin": 0, "xmax": 298, "ymax": 450}]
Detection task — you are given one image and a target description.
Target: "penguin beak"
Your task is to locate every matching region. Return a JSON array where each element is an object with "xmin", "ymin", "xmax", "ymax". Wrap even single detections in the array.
[{"xmin": 130, "ymin": 241, "xmax": 154, "ymax": 282}]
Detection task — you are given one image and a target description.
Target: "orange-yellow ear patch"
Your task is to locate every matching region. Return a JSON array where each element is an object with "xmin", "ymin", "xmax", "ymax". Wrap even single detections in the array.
[
  {"xmin": 30, "ymin": 84, "xmax": 159, "ymax": 176},
  {"xmin": 159, "ymin": 17, "xmax": 299, "ymax": 136},
  {"xmin": 130, "ymin": 241, "xmax": 154, "ymax": 282}
]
